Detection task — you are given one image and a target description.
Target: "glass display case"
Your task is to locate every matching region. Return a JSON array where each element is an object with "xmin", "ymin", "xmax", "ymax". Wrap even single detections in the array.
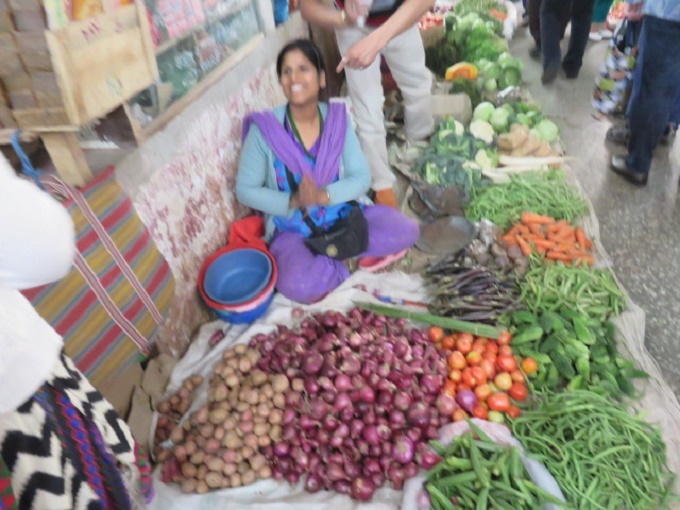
[{"xmin": 127, "ymin": 0, "xmax": 264, "ymax": 137}]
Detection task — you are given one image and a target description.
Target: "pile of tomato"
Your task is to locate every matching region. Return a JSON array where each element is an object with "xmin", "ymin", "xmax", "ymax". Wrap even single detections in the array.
[{"xmin": 428, "ymin": 327, "xmax": 538, "ymax": 424}]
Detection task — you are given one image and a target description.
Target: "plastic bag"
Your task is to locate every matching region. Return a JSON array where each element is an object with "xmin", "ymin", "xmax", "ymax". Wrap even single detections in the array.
[
  {"xmin": 401, "ymin": 419, "xmax": 566, "ymax": 510},
  {"xmin": 592, "ymin": 19, "xmax": 642, "ymax": 119}
]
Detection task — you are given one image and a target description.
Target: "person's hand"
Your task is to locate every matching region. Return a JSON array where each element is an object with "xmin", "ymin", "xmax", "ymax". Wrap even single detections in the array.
[
  {"xmin": 624, "ymin": 1, "xmax": 644, "ymax": 21},
  {"xmin": 343, "ymin": 0, "xmax": 369, "ymax": 25},
  {"xmin": 298, "ymin": 174, "xmax": 330, "ymax": 208},
  {"xmin": 336, "ymin": 30, "xmax": 385, "ymax": 72},
  {"xmin": 289, "ymin": 192, "xmax": 302, "ymax": 210}
]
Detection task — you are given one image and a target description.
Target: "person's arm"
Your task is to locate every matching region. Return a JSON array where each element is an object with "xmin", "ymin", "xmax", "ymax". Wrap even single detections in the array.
[
  {"xmin": 325, "ymin": 118, "xmax": 372, "ymax": 204},
  {"xmin": 337, "ymin": 0, "xmax": 435, "ymax": 71},
  {"xmin": 236, "ymin": 126, "xmax": 297, "ymax": 216},
  {"xmin": 0, "ymin": 155, "xmax": 75, "ymax": 290},
  {"xmin": 299, "ymin": 0, "xmax": 365, "ymax": 28}
]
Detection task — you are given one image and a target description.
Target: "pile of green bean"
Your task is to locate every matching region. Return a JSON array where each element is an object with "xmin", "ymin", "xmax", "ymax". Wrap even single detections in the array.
[
  {"xmin": 464, "ymin": 170, "xmax": 588, "ymax": 230},
  {"xmin": 426, "ymin": 424, "xmax": 565, "ymax": 509},
  {"xmin": 511, "ymin": 390, "xmax": 676, "ymax": 510},
  {"xmin": 519, "ymin": 255, "xmax": 626, "ymax": 322}
]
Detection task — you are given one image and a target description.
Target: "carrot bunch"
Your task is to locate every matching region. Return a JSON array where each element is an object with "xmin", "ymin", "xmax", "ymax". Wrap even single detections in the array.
[{"xmin": 501, "ymin": 213, "xmax": 595, "ymax": 266}]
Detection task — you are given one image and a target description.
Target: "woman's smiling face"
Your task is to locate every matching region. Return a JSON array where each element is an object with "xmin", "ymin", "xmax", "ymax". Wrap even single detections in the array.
[{"xmin": 279, "ymin": 48, "xmax": 326, "ymax": 107}]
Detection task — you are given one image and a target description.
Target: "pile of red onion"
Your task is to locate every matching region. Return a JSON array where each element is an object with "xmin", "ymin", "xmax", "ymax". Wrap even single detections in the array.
[{"xmin": 248, "ymin": 308, "xmax": 453, "ymax": 501}]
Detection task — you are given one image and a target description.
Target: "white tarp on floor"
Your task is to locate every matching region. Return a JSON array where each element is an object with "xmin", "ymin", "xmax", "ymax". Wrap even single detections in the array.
[{"xmin": 149, "ymin": 263, "xmax": 680, "ymax": 509}]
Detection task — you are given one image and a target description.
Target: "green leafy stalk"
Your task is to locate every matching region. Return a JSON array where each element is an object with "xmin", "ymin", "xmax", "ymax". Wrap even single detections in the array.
[{"xmin": 353, "ymin": 301, "xmax": 504, "ymax": 338}]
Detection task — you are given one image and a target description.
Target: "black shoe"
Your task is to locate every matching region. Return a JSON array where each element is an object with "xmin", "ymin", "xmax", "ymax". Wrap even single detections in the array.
[
  {"xmin": 610, "ymin": 155, "xmax": 648, "ymax": 186},
  {"xmin": 529, "ymin": 46, "xmax": 541, "ymax": 60},
  {"xmin": 563, "ymin": 68, "xmax": 579, "ymax": 79},
  {"xmin": 606, "ymin": 123, "xmax": 677, "ymax": 147},
  {"xmin": 541, "ymin": 67, "xmax": 559, "ymax": 85},
  {"xmin": 606, "ymin": 124, "xmax": 630, "ymax": 146}
]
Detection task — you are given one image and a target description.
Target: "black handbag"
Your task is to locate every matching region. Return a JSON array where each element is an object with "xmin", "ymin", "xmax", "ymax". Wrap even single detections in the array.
[{"xmin": 285, "ymin": 168, "xmax": 369, "ymax": 260}]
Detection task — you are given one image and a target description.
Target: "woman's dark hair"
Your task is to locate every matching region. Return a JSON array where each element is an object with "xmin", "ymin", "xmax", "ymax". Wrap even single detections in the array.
[{"xmin": 276, "ymin": 39, "xmax": 327, "ymax": 79}]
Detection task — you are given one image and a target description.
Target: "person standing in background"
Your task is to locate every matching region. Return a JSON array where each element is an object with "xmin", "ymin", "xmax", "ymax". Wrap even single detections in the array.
[
  {"xmin": 0, "ymin": 154, "xmax": 153, "ymax": 509},
  {"xmin": 589, "ymin": 0, "xmax": 615, "ymax": 40},
  {"xmin": 527, "ymin": 0, "xmax": 569, "ymax": 59},
  {"xmin": 609, "ymin": 0, "xmax": 680, "ymax": 185},
  {"xmin": 539, "ymin": 0, "xmax": 596, "ymax": 84},
  {"xmin": 299, "ymin": 0, "xmax": 435, "ymax": 208}
]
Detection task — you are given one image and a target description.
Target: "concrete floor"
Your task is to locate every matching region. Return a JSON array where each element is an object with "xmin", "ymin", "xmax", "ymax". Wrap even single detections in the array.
[{"xmin": 509, "ymin": 24, "xmax": 680, "ymax": 398}]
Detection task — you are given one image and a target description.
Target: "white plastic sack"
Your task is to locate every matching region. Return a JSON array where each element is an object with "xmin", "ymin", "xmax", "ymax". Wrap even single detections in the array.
[
  {"xmin": 502, "ymin": 1, "xmax": 518, "ymax": 40},
  {"xmin": 402, "ymin": 419, "xmax": 566, "ymax": 510}
]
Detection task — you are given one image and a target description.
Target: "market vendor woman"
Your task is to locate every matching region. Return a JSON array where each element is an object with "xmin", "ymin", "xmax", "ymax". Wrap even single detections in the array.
[{"xmin": 237, "ymin": 39, "xmax": 419, "ymax": 303}]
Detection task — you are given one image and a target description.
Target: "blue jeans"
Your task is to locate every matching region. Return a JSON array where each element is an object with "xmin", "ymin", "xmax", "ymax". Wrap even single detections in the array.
[
  {"xmin": 540, "ymin": 0, "xmax": 596, "ymax": 73},
  {"xmin": 626, "ymin": 16, "xmax": 680, "ymax": 174}
]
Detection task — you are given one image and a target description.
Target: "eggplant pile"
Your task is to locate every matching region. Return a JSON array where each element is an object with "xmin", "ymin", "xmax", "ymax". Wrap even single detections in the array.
[{"xmin": 424, "ymin": 259, "xmax": 522, "ymax": 324}]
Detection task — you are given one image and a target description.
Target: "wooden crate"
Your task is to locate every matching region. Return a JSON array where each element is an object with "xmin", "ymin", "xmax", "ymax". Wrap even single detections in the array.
[
  {"xmin": 1, "ymin": 3, "xmax": 158, "ymax": 130},
  {"xmin": 0, "ymin": 2, "xmax": 159, "ymax": 186}
]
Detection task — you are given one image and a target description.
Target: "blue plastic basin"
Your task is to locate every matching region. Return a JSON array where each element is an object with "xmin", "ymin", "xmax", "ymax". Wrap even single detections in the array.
[
  {"xmin": 203, "ymin": 248, "xmax": 273, "ymax": 305},
  {"xmin": 213, "ymin": 293, "xmax": 275, "ymax": 324}
]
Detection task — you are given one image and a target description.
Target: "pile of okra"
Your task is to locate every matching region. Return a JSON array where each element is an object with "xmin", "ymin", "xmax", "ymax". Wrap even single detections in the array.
[{"xmin": 426, "ymin": 427, "xmax": 564, "ymax": 509}]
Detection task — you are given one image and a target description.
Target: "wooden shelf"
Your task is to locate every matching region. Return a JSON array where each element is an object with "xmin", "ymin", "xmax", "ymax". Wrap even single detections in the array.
[
  {"xmin": 154, "ymin": 1, "xmax": 253, "ymax": 56},
  {"xmin": 0, "ymin": 129, "xmax": 39, "ymax": 145}
]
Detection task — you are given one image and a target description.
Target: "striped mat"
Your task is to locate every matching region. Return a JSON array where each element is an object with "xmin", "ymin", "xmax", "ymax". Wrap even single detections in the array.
[{"xmin": 21, "ymin": 167, "xmax": 175, "ymax": 387}]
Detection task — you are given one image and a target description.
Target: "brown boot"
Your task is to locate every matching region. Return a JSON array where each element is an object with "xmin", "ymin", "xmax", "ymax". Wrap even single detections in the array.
[{"xmin": 375, "ymin": 188, "xmax": 398, "ymax": 208}]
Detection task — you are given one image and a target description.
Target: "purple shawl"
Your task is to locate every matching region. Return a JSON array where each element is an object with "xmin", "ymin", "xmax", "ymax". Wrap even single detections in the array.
[{"xmin": 241, "ymin": 102, "xmax": 347, "ymax": 187}]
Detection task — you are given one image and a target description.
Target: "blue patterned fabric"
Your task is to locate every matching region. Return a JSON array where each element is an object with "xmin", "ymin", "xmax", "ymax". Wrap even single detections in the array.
[{"xmin": 643, "ymin": 0, "xmax": 680, "ymax": 22}]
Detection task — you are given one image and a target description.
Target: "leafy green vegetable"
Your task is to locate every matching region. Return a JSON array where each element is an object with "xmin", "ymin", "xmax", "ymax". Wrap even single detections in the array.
[
  {"xmin": 483, "ymin": 78, "xmax": 497, "ymax": 91},
  {"xmin": 449, "ymin": 79, "xmax": 483, "ymax": 109},
  {"xmin": 490, "ymin": 108, "xmax": 510, "ymax": 133},
  {"xmin": 425, "ymin": 39, "xmax": 461, "ymax": 78},
  {"xmin": 498, "ymin": 65, "xmax": 522, "ymax": 88},
  {"xmin": 534, "ymin": 119, "xmax": 560, "ymax": 142},
  {"xmin": 472, "ymin": 101, "xmax": 495, "ymax": 122},
  {"xmin": 412, "ymin": 119, "xmax": 490, "ymax": 195}
]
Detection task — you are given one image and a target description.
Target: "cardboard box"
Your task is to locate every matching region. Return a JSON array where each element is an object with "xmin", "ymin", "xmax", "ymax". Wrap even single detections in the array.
[
  {"xmin": 3, "ymin": 72, "xmax": 31, "ymax": 91},
  {"xmin": 9, "ymin": 0, "xmax": 40, "ymax": 9},
  {"xmin": 0, "ymin": 103, "xmax": 17, "ymax": 128},
  {"xmin": 13, "ymin": 31, "xmax": 49, "ymax": 52},
  {"xmin": 98, "ymin": 362, "xmax": 144, "ymax": 419},
  {"xmin": 9, "ymin": 89, "xmax": 38, "ymax": 109},
  {"xmin": 20, "ymin": 52, "xmax": 53, "ymax": 71},
  {"xmin": 12, "ymin": 8, "xmax": 48, "ymax": 32},
  {"xmin": 0, "ymin": 33, "xmax": 16, "ymax": 52},
  {"xmin": 0, "ymin": 51, "xmax": 23, "ymax": 78},
  {"xmin": 0, "ymin": 10, "xmax": 14, "ymax": 31},
  {"xmin": 430, "ymin": 93, "xmax": 472, "ymax": 124},
  {"xmin": 128, "ymin": 354, "xmax": 177, "ymax": 449}
]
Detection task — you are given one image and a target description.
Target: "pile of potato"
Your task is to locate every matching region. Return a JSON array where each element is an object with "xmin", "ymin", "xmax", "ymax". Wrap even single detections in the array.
[
  {"xmin": 154, "ymin": 374, "xmax": 204, "ymax": 441},
  {"xmin": 154, "ymin": 344, "xmax": 290, "ymax": 494}
]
